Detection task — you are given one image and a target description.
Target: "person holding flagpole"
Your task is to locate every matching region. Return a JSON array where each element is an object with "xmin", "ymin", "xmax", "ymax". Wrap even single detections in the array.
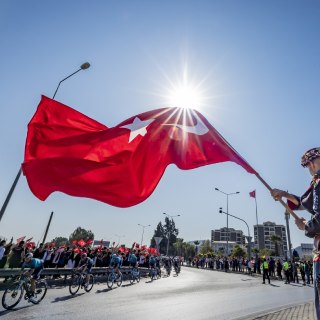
[{"xmin": 270, "ymin": 147, "xmax": 320, "ymax": 320}]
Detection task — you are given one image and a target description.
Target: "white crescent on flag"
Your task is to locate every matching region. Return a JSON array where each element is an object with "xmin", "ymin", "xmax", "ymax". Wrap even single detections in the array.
[{"xmin": 162, "ymin": 111, "xmax": 209, "ymax": 136}]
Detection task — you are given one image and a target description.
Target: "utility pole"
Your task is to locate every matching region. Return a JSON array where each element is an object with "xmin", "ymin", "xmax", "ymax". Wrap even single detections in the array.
[{"xmin": 42, "ymin": 211, "xmax": 54, "ymax": 244}]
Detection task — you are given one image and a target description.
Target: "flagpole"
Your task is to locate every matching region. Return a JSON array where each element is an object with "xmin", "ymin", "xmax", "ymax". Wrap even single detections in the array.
[
  {"xmin": 0, "ymin": 62, "xmax": 90, "ymax": 224},
  {"xmin": 254, "ymin": 193, "xmax": 259, "ymax": 251},
  {"xmin": 254, "ymin": 173, "xmax": 299, "ymax": 220},
  {"xmin": 215, "ymin": 127, "xmax": 300, "ymax": 220}
]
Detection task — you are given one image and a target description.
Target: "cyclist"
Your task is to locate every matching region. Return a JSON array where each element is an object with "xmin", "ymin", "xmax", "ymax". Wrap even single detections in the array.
[
  {"xmin": 21, "ymin": 252, "xmax": 44, "ymax": 302},
  {"xmin": 128, "ymin": 250, "xmax": 138, "ymax": 268},
  {"xmin": 77, "ymin": 253, "xmax": 93, "ymax": 287},
  {"xmin": 173, "ymin": 256, "xmax": 180, "ymax": 274},
  {"xmin": 110, "ymin": 253, "xmax": 122, "ymax": 278},
  {"xmin": 163, "ymin": 256, "xmax": 172, "ymax": 275},
  {"xmin": 149, "ymin": 254, "xmax": 157, "ymax": 277},
  {"xmin": 155, "ymin": 255, "xmax": 161, "ymax": 277}
]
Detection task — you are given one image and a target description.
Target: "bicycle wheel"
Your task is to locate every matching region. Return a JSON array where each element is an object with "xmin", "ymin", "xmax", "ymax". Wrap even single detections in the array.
[
  {"xmin": 84, "ymin": 274, "xmax": 94, "ymax": 292},
  {"xmin": 107, "ymin": 273, "xmax": 114, "ymax": 288},
  {"xmin": 2, "ymin": 283, "xmax": 23, "ymax": 310},
  {"xmin": 129, "ymin": 273, "xmax": 134, "ymax": 285},
  {"xmin": 116, "ymin": 274, "xmax": 122, "ymax": 287},
  {"xmin": 136, "ymin": 271, "xmax": 140, "ymax": 283},
  {"xmin": 69, "ymin": 275, "xmax": 81, "ymax": 295},
  {"xmin": 31, "ymin": 280, "xmax": 47, "ymax": 304}
]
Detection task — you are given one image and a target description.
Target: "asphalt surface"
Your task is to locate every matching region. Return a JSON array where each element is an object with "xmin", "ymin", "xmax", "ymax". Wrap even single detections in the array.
[{"xmin": 0, "ymin": 267, "xmax": 315, "ymax": 320}]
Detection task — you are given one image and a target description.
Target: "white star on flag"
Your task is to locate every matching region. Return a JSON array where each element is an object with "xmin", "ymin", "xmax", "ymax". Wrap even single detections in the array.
[{"xmin": 121, "ymin": 117, "xmax": 155, "ymax": 143}]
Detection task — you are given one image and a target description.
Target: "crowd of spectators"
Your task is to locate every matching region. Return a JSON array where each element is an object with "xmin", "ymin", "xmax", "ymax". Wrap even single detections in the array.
[
  {"xmin": 187, "ymin": 255, "xmax": 313, "ymax": 285},
  {"xmin": 0, "ymin": 238, "xmax": 172, "ymax": 272}
]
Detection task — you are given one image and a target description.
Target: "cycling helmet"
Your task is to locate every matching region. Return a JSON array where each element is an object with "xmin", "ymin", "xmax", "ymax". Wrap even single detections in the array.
[
  {"xmin": 112, "ymin": 253, "xmax": 117, "ymax": 258},
  {"xmin": 25, "ymin": 253, "xmax": 33, "ymax": 259},
  {"xmin": 301, "ymin": 147, "xmax": 320, "ymax": 167},
  {"xmin": 81, "ymin": 253, "xmax": 87, "ymax": 258}
]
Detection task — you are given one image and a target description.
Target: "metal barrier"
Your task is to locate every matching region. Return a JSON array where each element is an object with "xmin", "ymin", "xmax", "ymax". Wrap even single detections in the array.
[{"xmin": 0, "ymin": 266, "xmax": 150, "ymax": 278}]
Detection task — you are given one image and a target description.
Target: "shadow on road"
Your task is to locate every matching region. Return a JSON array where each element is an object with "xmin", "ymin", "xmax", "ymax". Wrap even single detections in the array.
[
  {"xmin": 269, "ymin": 283, "xmax": 281, "ymax": 287},
  {"xmin": 241, "ymin": 278, "xmax": 254, "ymax": 281},
  {"xmin": 95, "ymin": 288, "xmax": 113, "ymax": 294},
  {"xmin": 122, "ymin": 283, "xmax": 135, "ymax": 288},
  {"xmin": 52, "ymin": 293, "xmax": 85, "ymax": 303},
  {"xmin": 0, "ymin": 304, "xmax": 32, "ymax": 315},
  {"xmin": 289, "ymin": 283, "xmax": 304, "ymax": 287}
]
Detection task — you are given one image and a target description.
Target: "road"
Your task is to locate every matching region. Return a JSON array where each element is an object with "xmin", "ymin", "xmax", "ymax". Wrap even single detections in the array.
[{"xmin": 0, "ymin": 267, "xmax": 314, "ymax": 320}]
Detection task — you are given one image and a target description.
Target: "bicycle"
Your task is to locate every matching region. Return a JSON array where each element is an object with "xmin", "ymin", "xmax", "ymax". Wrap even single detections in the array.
[
  {"xmin": 149, "ymin": 266, "xmax": 159, "ymax": 281},
  {"xmin": 107, "ymin": 267, "xmax": 123, "ymax": 288},
  {"xmin": 156, "ymin": 265, "xmax": 162, "ymax": 279},
  {"xmin": 164, "ymin": 264, "xmax": 171, "ymax": 276},
  {"xmin": 174, "ymin": 264, "xmax": 180, "ymax": 275},
  {"xmin": 69, "ymin": 269, "xmax": 94, "ymax": 295},
  {"xmin": 2, "ymin": 273, "xmax": 47, "ymax": 310},
  {"xmin": 128, "ymin": 267, "xmax": 140, "ymax": 284}
]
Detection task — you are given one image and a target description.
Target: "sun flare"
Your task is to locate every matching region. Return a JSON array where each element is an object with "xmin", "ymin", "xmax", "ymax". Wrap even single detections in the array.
[{"xmin": 167, "ymin": 83, "xmax": 204, "ymax": 109}]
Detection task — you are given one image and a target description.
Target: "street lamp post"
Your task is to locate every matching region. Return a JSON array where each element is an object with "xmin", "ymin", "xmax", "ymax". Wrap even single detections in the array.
[
  {"xmin": 0, "ymin": 62, "xmax": 91, "ymax": 224},
  {"xmin": 138, "ymin": 224, "xmax": 151, "ymax": 247},
  {"xmin": 163, "ymin": 212, "xmax": 180, "ymax": 256},
  {"xmin": 219, "ymin": 208, "xmax": 252, "ymax": 259},
  {"xmin": 215, "ymin": 188, "xmax": 240, "ymax": 256}
]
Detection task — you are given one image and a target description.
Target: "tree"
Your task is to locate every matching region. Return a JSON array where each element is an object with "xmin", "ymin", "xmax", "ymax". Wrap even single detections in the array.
[
  {"xmin": 69, "ymin": 227, "xmax": 94, "ymax": 243},
  {"xmin": 163, "ymin": 217, "xmax": 179, "ymax": 255},
  {"xmin": 199, "ymin": 240, "xmax": 213, "ymax": 256},
  {"xmin": 270, "ymin": 234, "xmax": 282, "ymax": 257},
  {"xmin": 173, "ymin": 238, "xmax": 184, "ymax": 256},
  {"xmin": 259, "ymin": 248, "xmax": 271, "ymax": 258},
  {"xmin": 151, "ymin": 218, "xmax": 179, "ymax": 255},
  {"xmin": 193, "ymin": 240, "xmax": 200, "ymax": 255},
  {"xmin": 183, "ymin": 242, "xmax": 196, "ymax": 259},
  {"xmin": 50, "ymin": 236, "xmax": 68, "ymax": 247},
  {"xmin": 218, "ymin": 247, "xmax": 225, "ymax": 257},
  {"xmin": 150, "ymin": 222, "xmax": 166, "ymax": 253},
  {"xmin": 172, "ymin": 238, "xmax": 196, "ymax": 259},
  {"xmin": 231, "ymin": 245, "xmax": 246, "ymax": 258},
  {"xmin": 252, "ymin": 247, "xmax": 260, "ymax": 257}
]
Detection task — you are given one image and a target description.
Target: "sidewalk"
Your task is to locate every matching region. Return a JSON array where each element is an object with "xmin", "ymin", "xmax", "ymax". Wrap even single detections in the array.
[{"xmin": 249, "ymin": 301, "xmax": 315, "ymax": 320}]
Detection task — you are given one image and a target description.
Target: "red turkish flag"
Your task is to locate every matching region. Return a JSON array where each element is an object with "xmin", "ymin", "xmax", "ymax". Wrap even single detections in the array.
[
  {"xmin": 78, "ymin": 239, "xmax": 86, "ymax": 247},
  {"xmin": 22, "ymin": 96, "xmax": 256, "ymax": 207},
  {"xmin": 249, "ymin": 190, "xmax": 256, "ymax": 198},
  {"xmin": 26, "ymin": 242, "xmax": 35, "ymax": 249},
  {"xmin": 72, "ymin": 240, "xmax": 78, "ymax": 245},
  {"xmin": 86, "ymin": 239, "xmax": 93, "ymax": 245}
]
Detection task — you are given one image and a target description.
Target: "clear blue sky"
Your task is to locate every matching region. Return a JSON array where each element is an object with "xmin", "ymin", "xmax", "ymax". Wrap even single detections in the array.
[{"xmin": 0, "ymin": 1, "xmax": 319, "ymax": 249}]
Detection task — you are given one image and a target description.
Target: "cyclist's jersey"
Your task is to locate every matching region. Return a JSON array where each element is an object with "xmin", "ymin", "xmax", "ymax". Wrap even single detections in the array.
[
  {"xmin": 78, "ymin": 257, "xmax": 93, "ymax": 268},
  {"xmin": 164, "ymin": 259, "xmax": 171, "ymax": 267},
  {"xmin": 149, "ymin": 257, "xmax": 156, "ymax": 267},
  {"xmin": 22, "ymin": 258, "xmax": 43, "ymax": 269},
  {"xmin": 110, "ymin": 256, "xmax": 121, "ymax": 267},
  {"xmin": 128, "ymin": 254, "xmax": 137, "ymax": 265},
  {"xmin": 119, "ymin": 256, "xmax": 123, "ymax": 267}
]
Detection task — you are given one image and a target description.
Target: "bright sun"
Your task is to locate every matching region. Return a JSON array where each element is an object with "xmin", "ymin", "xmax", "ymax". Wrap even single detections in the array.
[
  {"xmin": 167, "ymin": 83, "xmax": 204, "ymax": 109},
  {"xmin": 163, "ymin": 63, "xmax": 207, "ymax": 110}
]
